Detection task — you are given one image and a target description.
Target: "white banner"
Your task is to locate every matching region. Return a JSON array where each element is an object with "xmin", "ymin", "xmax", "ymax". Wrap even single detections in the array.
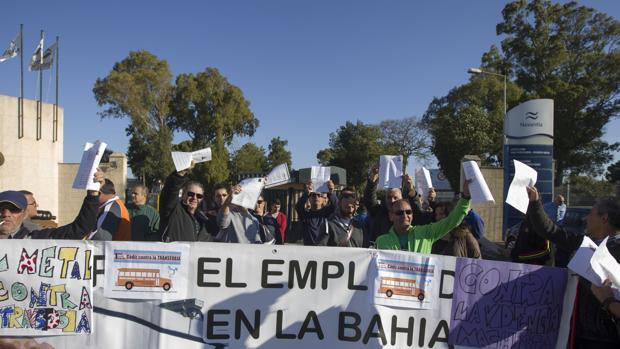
[
  {"xmin": 0, "ymin": 240, "xmax": 93, "ymax": 336},
  {"xmin": 0, "ymin": 241, "xmax": 577, "ymax": 349}
]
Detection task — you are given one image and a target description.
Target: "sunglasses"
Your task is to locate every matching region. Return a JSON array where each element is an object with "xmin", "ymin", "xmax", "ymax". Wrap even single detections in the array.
[
  {"xmin": 0, "ymin": 204, "xmax": 23, "ymax": 213},
  {"xmin": 393, "ymin": 209, "xmax": 413, "ymax": 216},
  {"xmin": 186, "ymin": 191, "xmax": 204, "ymax": 199}
]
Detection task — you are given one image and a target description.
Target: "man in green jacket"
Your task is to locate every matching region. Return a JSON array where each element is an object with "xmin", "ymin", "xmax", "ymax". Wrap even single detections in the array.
[{"xmin": 376, "ymin": 180, "xmax": 471, "ymax": 253}]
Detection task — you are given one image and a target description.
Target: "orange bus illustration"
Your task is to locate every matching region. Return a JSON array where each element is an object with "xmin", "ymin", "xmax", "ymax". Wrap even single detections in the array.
[
  {"xmin": 116, "ymin": 268, "xmax": 172, "ymax": 291},
  {"xmin": 378, "ymin": 276, "xmax": 425, "ymax": 301}
]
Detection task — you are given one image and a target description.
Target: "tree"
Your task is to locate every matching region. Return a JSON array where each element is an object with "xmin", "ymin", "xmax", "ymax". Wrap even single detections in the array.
[
  {"xmin": 378, "ymin": 116, "xmax": 431, "ymax": 171},
  {"xmin": 423, "ymin": 48, "xmax": 523, "ymax": 189},
  {"xmin": 606, "ymin": 160, "xmax": 620, "ymax": 183},
  {"xmin": 169, "ymin": 67, "xmax": 259, "ymax": 188},
  {"xmin": 231, "ymin": 143, "xmax": 268, "ymax": 177},
  {"xmin": 498, "ymin": 0, "xmax": 620, "ymax": 184},
  {"xmin": 93, "ymin": 50, "xmax": 174, "ymax": 184},
  {"xmin": 316, "ymin": 121, "xmax": 385, "ymax": 189},
  {"xmin": 170, "ymin": 67, "xmax": 258, "ymax": 148},
  {"xmin": 267, "ymin": 137, "xmax": 292, "ymax": 170}
]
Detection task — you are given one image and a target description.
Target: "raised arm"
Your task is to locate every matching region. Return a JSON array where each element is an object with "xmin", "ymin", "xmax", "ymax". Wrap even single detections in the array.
[{"xmin": 525, "ymin": 186, "xmax": 582, "ymax": 252}]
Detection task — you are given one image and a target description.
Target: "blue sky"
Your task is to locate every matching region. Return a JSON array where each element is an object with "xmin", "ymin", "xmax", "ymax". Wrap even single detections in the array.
[{"xmin": 1, "ymin": 0, "xmax": 618, "ymax": 177}]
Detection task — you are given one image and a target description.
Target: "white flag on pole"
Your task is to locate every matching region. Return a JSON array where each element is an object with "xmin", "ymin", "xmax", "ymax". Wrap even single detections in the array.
[
  {"xmin": 28, "ymin": 37, "xmax": 44, "ymax": 71},
  {"xmin": 0, "ymin": 32, "xmax": 21, "ymax": 63},
  {"xmin": 32, "ymin": 42, "xmax": 57, "ymax": 71}
]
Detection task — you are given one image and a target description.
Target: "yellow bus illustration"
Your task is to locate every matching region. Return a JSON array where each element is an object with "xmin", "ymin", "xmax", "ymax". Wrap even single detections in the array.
[
  {"xmin": 378, "ymin": 276, "xmax": 425, "ymax": 301},
  {"xmin": 116, "ymin": 268, "xmax": 172, "ymax": 291}
]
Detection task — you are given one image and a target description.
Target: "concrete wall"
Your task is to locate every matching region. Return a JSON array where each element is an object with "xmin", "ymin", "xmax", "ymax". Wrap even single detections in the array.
[{"xmin": 0, "ymin": 95, "xmax": 64, "ymax": 219}]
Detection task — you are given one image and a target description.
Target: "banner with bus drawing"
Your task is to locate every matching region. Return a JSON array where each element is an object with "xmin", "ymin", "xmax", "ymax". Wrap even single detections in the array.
[
  {"xmin": 373, "ymin": 253, "xmax": 438, "ymax": 309},
  {"xmin": 103, "ymin": 242, "xmax": 190, "ymax": 300},
  {"xmin": 0, "ymin": 241, "xmax": 578, "ymax": 348}
]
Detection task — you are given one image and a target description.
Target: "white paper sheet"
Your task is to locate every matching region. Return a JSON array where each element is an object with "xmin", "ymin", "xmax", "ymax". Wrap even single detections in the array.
[
  {"xmin": 378, "ymin": 155, "xmax": 403, "ymax": 189},
  {"xmin": 568, "ymin": 236, "xmax": 600, "ymax": 284},
  {"xmin": 414, "ymin": 167, "xmax": 433, "ymax": 199},
  {"xmin": 505, "ymin": 160, "xmax": 537, "ymax": 214},
  {"xmin": 171, "ymin": 147, "xmax": 212, "ymax": 172},
  {"xmin": 462, "ymin": 160, "xmax": 495, "ymax": 204},
  {"xmin": 590, "ymin": 237, "xmax": 620, "ymax": 300},
  {"xmin": 72, "ymin": 140, "xmax": 107, "ymax": 191},
  {"xmin": 265, "ymin": 163, "xmax": 290, "ymax": 189},
  {"xmin": 311, "ymin": 166, "xmax": 331, "ymax": 193},
  {"xmin": 231, "ymin": 178, "xmax": 265, "ymax": 210}
]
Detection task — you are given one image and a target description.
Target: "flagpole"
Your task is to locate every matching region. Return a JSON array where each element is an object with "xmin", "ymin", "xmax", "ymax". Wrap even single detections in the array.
[
  {"xmin": 19, "ymin": 24, "xmax": 24, "ymax": 139},
  {"xmin": 37, "ymin": 30, "xmax": 43, "ymax": 141},
  {"xmin": 53, "ymin": 36, "xmax": 59, "ymax": 142}
]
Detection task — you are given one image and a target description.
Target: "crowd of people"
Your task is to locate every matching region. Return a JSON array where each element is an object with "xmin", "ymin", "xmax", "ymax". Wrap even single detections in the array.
[{"xmin": 0, "ymin": 160, "xmax": 619, "ymax": 348}]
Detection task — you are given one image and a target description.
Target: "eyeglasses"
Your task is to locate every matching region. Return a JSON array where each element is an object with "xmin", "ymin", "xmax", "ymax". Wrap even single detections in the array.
[
  {"xmin": 393, "ymin": 209, "xmax": 413, "ymax": 216},
  {"xmin": 186, "ymin": 191, "xmax": 204, "ymax": 199},
  {"xmin": 28, "ymin": 201, "xmax": 38, "ymax": 207}
]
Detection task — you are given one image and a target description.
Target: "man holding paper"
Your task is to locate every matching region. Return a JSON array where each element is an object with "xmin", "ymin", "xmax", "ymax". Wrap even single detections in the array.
[
  {"xmin": 0, "ymin": 169, "xmax": 105, "ymax": 239},
  {"xmin": 295, "ymin": 181, "xmax": 336, "ymax": 246},
  {"xmin": 526, "ymin": 186, "xmax": 620, "ymax": 348},
  {"xmin": 216, "ymin": 184, "xmax": 272, "ymax": 244},
  {"xmin": 159, "ymin": 166, "xmax": 213, "ymax": 242},
  {"xmin": 375, "ymin": 181, "xmax": 471, "ymax": 253}
]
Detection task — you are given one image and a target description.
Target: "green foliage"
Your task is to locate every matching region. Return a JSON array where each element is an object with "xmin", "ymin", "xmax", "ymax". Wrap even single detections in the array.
[
  {"xmin": 567, "ymin": 175, "xmax": 615, "ymax": 203},
  {"xmin": 93, "ymin": 50, "xmax": 174, "ymax": 184},
  {"xmin": 232, "ymin": 143, "xmax": 268, "ymax": 177},
  {"xmin": 378, "ymin": 116, "xmax": 431, "ymax": 171},
  {"xmin": 423, "ymin": 51, "xmax": 523, "ymax": 189},
  {"xmin": 170, "ymin": 67, "xmax": 259, "ymax": 148},
  {"xmin": 267, "ymin": 137, "xmax": 292, "ymax": 170},
  {"xmin": 498, "ymin": 0, "xmax": 620, "ymax": 184},
  {"xmin": 606, "ymin": 161, "xmax": 620, "ymax": 183},
  {"xmin": 316, "ymin": 120, "xmax": 385, "ymax": 189}
]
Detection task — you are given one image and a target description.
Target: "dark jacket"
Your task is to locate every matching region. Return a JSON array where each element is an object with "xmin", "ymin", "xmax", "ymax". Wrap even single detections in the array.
[
  {"xmin": 511, "ymin": 218, "xmax": 553, "ymax": 266},
  {"xmin": 295, "ymin": 192, "xmax": 337, "ymax": 246},
  {"xmin": 526, "ymin": 200, "xmax": 620, "ymax": 346},
  {"xmin": 432, "ymin": 223, "xmax": 481, "ymax": 258},
  {"xmin": 363, "ymin": 179, "xmax": 426, "ymax": 246},
  {"xmin": 324, "ymin": 213, "xmax": 365, "ymax": 248},
  {"xmin": 12, "ymin": 194, "xmax": 99, "ymax": 239},
  {"xmin": 159, "ymin": 172, "xmax": 213, "ymax": 242}
]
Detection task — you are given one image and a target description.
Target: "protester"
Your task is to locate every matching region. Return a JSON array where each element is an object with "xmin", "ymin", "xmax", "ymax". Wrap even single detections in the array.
[
  {"xmin": 251, "ymin": 194, "xmax": 281, "ymax": 244},
  {"xmin": 159, "ymin": 165, "xmax": 213, "ymax": 242},
  {"xmin": 215, "ymin": 185, "xmax": 274, "ymax": 244},
  {"xmin": 543, "ymin": 194, "xmax": 567, "ymax": 223},
  {"xmin": 90, "ymin": 179, "xmax": 131, "ymax": 241},
  {"xmin": 202, "ymin": 184, "xmax": 229, "ymax": 237},
  {"xmin": 525, "ymin": 186, "xmax": 620, "ymax": 348},
  {"xmin": 267, "ymin": 198, "xmax": 287, "ymax": 244},
  {"xmin": 431, "ymin": 202, "xmax": 481, "ymax": 258},
  {"xmin": 375, "ymin": 180, "xmax": 471, "ymax": 253},
  {"xmin": 364, "ymin": 164, "xmax": 425, "ymax": 245},
  {"xmin": 509, "ymin": 216, "xmax": 553, "ymax": 266},
  {"xmin": 18, "ymin": 190, "xmax": 42, "ymax": 231},
  {"xmin": 324, "ymin": 187, "xmax": 364, "ymax": 247},
  {"xmin": 0, "ymin": 170, "xmax": 105, "ymax": 239},
  {"xmin": 295, "ymin": 180, "xmax": 337, "ymax": 246},
  {"xmin": 127, "ymin": 184, "xmax": 160, "ymax": 241}
]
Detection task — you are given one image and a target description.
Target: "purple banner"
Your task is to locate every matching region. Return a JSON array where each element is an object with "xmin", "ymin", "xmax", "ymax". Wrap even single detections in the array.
[{"xmin": 449, "ymin": 258, "xmax": 567, "ymax": 349}]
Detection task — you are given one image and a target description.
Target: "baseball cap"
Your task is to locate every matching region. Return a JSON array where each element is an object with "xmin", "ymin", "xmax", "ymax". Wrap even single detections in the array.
[{"xmin": 0, "ymin": 191, "xmax": 27, "ymax": 211}]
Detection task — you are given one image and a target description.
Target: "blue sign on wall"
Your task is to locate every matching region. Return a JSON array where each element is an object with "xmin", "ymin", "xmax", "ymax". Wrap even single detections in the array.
[{"xmin": 502, "ymin": 144, "xmax": 554, "ymax": 238}]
